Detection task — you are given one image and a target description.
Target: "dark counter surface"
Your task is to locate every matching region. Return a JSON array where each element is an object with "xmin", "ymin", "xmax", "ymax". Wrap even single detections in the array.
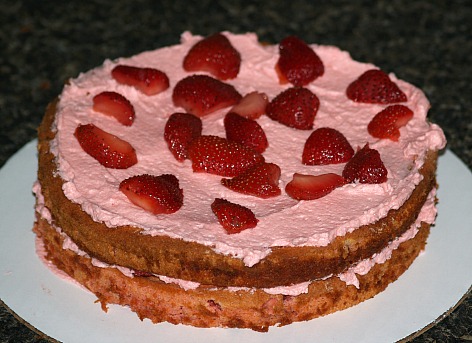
[{"xmin": 1, "ymin": 1, "xmax": 470, "ymax": 342}]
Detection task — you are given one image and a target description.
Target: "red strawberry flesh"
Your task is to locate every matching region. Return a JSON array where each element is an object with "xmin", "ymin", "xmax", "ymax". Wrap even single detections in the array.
[
  {"xmin": 266, "ymin": 87, "xmax": 319, "ymax": 130},
  {"xmin": 74, "ymin": 123, "xmax": 137, "ymax": 169},
  {"xmin": 164, "ymin": 112, "xmax": 203, "ymax": 161},
  {"xmin": 285, "ymin": 173, "xmax": 346, "ymax": 200},
  {"xmin": 187, "ymin": 135, "xmax": 265, "ymax": 177},
  {"xmin": 92, "ymin": 91, "xmax": 135, "ymax": 126},
  {"xmin": 183, "ymin": 33, "xmax": 241, "ymax": 80},
  {"xmin": 302, "ymin": 127, "xmax": 354, "ymax": 165},
  {"xmin": 367, "ymin": 104, "xmax": 414, "ymax": 141},
  {"xmin": 229, "ymin": 91, "xmax": 268, "ymax": 119},
  {"xmin": 211, "ymin": 198, "xmax": 258, "ymax": 234},
  {"xmin": 112, "ymin": 65, "xmax": 169, "ymax": 96},
  {"xmin": 221, "ymin": 162, "xmax": 281, "ymax": 198},
  {"xmin": 224, "ymin": 112, "xmax": 268, "ymax": 153},
  {"xmin": 133, "ymin": 270, "xmax": 154, "ymax": 277},
  {"xmin": 342, "ymin": 144, "xmax": 388, "ymax": 184},
  {"xmin": 346, "ymin": 69, "xmax": 407, "ymax": 104},
  {"xmin": 119, "ymin": 174, "xmax": 183, "ymax": 214},
  {"xmin": 276, "ymin": 35, "xmax": 324, "ymax": 86},
  {"xmin": 172, "ymin": 75, "xmax": 242, "ymax": 117}
]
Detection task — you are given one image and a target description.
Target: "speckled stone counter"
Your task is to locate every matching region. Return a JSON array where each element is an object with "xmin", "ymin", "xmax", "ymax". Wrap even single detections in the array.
[{"xmin": 0, "ymin": 1, "xmax": 471, "ymax": 342}]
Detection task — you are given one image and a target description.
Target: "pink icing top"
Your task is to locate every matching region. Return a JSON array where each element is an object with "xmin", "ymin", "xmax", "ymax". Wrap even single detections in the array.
[{"xmin": 51, "ymin": 32, "xmax": 446, "ymax": 267}]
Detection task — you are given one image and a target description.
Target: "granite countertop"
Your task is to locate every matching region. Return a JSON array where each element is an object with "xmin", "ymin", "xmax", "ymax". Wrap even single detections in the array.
[{"xmin": 0, "ymin": 1, "xmax": 470, "ymax": 342}]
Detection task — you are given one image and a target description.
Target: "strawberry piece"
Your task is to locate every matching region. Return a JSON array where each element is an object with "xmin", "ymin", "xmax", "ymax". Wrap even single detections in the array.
[
  {"xmin": 346, "ymin": 69, "xmax": 407, "ymax": 104},
  {"xmin": 92, "ymin": 91, "xmax": 135, "ymax": 126},
  {"xmin": 119, "ymin": 174, "xmax": 183, "ymax": 214},
  {"xmin": 133, "ymin": 270, "xmax": 154, "ymax": 277},
  {"xmin": 164, "ymin": 112, "xmax": 203, "ymax": 161},
  {"xmin": 211, "ymin": 198, "xmax": 258, "ymax": 234},
  {"xmin": 266, "ymin": 87, "xmax": 319, "ymax": 130},
  {"xmin": 183, "ymin": 33, "xmax": 241, "ymax": 80},
  {"xmin": 229, "ymin": 91, "xmax": 269, "ymax": 119},
  {"xmin": 367, "ymin": 104, "xmax": 414, "ymax": 141},
  {"xmin": 74, "ymin": 123, "xmax": 137, "ymax": 169},
  {"xmin": 276, "ymin": 35, "xmax": 324, "ymax": 86},
  {"xmin": 111, "ymin": 65, "xmax": 169, "ymax": 96},
  {"xmin": 187, "ymin": 135, "xmax": 265, "ymax": 177},
  {"xmin": 302, "ymin": 127, "xmax": 354, "ymax": 165},
  {"xmin": 224, "ymin": 112, "xmax": 268, "ymax": 153},
  {"xmin": 285, "ymin": 173, "xmax": 346, "ymax": 200},
  {"xmin": 221, "ymin": 162, "xmax": 281, "ymax": 198},
  {"xmin": 172, "ymin": 75, "xmax": 242, "ymax": 117},
  {"xmin": 342, "ymin": 144, "xmax": 388, "ymax": 184}
]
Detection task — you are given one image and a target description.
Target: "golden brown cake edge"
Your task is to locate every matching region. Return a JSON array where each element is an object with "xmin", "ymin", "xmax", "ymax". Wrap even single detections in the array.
[{"xmin": 33, "ymin": 213, "xmax": 431, "ymax": 332}]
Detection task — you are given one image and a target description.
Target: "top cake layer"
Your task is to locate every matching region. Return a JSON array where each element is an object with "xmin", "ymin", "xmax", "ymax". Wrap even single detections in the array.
[{"xmin": 51, "ymin": 32, "xmax": 445, "ymax": 266}]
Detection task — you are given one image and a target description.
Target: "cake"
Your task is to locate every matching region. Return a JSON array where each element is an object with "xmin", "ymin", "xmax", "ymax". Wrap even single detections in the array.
[{"xmin": 33, "ymin": 31, "xmax": 446, "ymax": 331}]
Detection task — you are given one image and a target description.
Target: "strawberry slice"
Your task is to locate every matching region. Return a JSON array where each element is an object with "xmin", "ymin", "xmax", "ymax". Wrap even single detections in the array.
[
  {"xmin": 187, "ymin": 135, "xmax": 265, "ymax": 177},
  {"xmin": 111, "ymin": 65, "xmax": 169, "ymax": 96},
  {"xmin": 224, "ymin": 112, "xmax": 268, "ymax": 153},
  {"xmin": 183, "ymin": 33, "xmax": 241, "ymax": 80},
  {"xmin": 229, "ymin": 91, "xmax": 269, "ymax": 119},
  {"xmin": 285, "ymin": 173, "xmax": 346, "ymax": 200},
  {"xmin": 211, "ymin": 198, "xmax": 258, "ymax": 234},
  {"xmin": 172, "ymin": 75, "xmax": 242, "ymax": 117},
  {"xmin": 302, "ymin": 127, "xmax": 354, "ymax": 165},
  {"xmin": 367, "ymin": 104, "xmax": 414, "ymax": 141},
  {"xmin": 132, "ymin": 270, "xmax": 154, "ymax": 277},
  {"xmin": 119, "ymin": 174, "xmax": 183, "ymax": 214},
  {"xmin": 275, "ymin": 35, "xmax": 324, "ymax": 86},
  {"xmin": 342, "ymin": 144, "xmax": 388, "ymax": 184},
  {"xmin": 164, "ymin": 112, "xmax": 203, "ymax": 161},
  {"xmin": 266, "ymin": 87, "xmax": 319, "ymax": 130},
  {"xmin": 221, "ymin": 162, "xmax": 281, "ymax": 198},
  {"xmin": 346, "ymin": 69, "xmax": 407, "ymax": 104},
  {"xmin": 74, "ymin": 123, "xmax": 137, "ymax": 169},
  {"xmin": 92, "ymin": 91, "xmax": 135, "ymax": 126}
]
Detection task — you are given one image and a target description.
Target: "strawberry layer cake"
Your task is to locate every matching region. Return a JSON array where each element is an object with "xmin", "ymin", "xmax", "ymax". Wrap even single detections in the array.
[{"xmin": 33, "ymin": 32, "xmax": 446, "ymax": 331}]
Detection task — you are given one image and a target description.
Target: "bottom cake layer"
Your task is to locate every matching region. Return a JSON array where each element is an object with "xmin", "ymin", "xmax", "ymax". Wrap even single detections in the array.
[{"xmin": 33, "ymin": 214, "xmax": 431, "ymax": 332}]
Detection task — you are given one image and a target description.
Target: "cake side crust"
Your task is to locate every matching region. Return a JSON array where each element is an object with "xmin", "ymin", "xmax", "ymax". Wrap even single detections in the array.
[{"xmin": 33, "ymin": 213, "xmax": 431, "ymax": 332}]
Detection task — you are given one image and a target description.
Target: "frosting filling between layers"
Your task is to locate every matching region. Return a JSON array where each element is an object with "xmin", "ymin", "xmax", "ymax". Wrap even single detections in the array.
[
  {"xmin": 33, "ymin": 182, "xmax": 437, "ymax": 296},
  {"xmin": 50, "ymin": 32, "xmax": 446, "ymax": 266}
]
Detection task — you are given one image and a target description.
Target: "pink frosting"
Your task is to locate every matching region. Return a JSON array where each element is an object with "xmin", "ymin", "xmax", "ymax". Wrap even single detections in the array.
[{"xmin": 50, "ymin": 32, "xmax": 446, "ymax": 267}]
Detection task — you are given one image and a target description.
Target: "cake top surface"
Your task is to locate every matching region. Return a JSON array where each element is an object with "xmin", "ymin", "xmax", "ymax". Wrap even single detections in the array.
[{"xmin": 51, "ymin": 32, "xmax": 445, "ymax": 266}]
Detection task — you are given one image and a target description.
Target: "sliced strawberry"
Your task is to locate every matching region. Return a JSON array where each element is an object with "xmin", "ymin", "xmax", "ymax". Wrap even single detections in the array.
[
  {"xmin": 187, "ymin": 135, "xmax": 265, "ymax": 177},
  {"xmin": 111, "ymin": 65, "xmax": 170, "ymax": 96},
  {"xmin": 285, "ymin": 173, "xmax": 346, "ymax": 200},
  {"xmin": 266, "ymin": 87, "xmax": 319, "ymax": 130},
  {"xmin": 342, "ymin": 144, "xmax": 388, "ymax": 184},
  {"xmin": 276, "ymin": 35, "xmax": 324, "ymax": 86},
  {"xmin": 221, "ymin": 162, "xmax": 281, "ymax": 198},
  {"xmin": 133, "ymin": 270, "xmax": 154, "ymax": 277},
  {"xmin": 346, "ymin": 69, "xmax": 407, "ymax": 104},
  {"xmin": 164, "ymin": 112, "xmax": 203, "ymax": 161},
  {"xmin": 74, "ymin": 123, "xmax": 137, "ymax": 169},
  {"xmin": 229, "ymin": 91, "xmax": 269, "ymax": 119},
  {"xmin": 183, "ymin": 33, "xmax": 241, "ymax": 80},
  {"xmin": 302, "ymin": 127, "xmax": 354, "ymax": 165},
  {"xmin": 119, "ymin": 174, "xmax": 183, "ymax": 214},
  {"xmin": 224, "ymin": 112, "xmax": 268, "ymax": 153},
  {"xmin": 367, "ymin": 104, "xmax": 414, "ymax": 141},
  {"xmin": 92, "ymin": 91, "xmax": 135, "ymax": 126},
  {"xmin": 172, "ymin": 75, "xmax": 242, "ymax": 117},
  {"xmin": 211, "ymin": 198, "xmax": 258, "ymax": 234}
]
